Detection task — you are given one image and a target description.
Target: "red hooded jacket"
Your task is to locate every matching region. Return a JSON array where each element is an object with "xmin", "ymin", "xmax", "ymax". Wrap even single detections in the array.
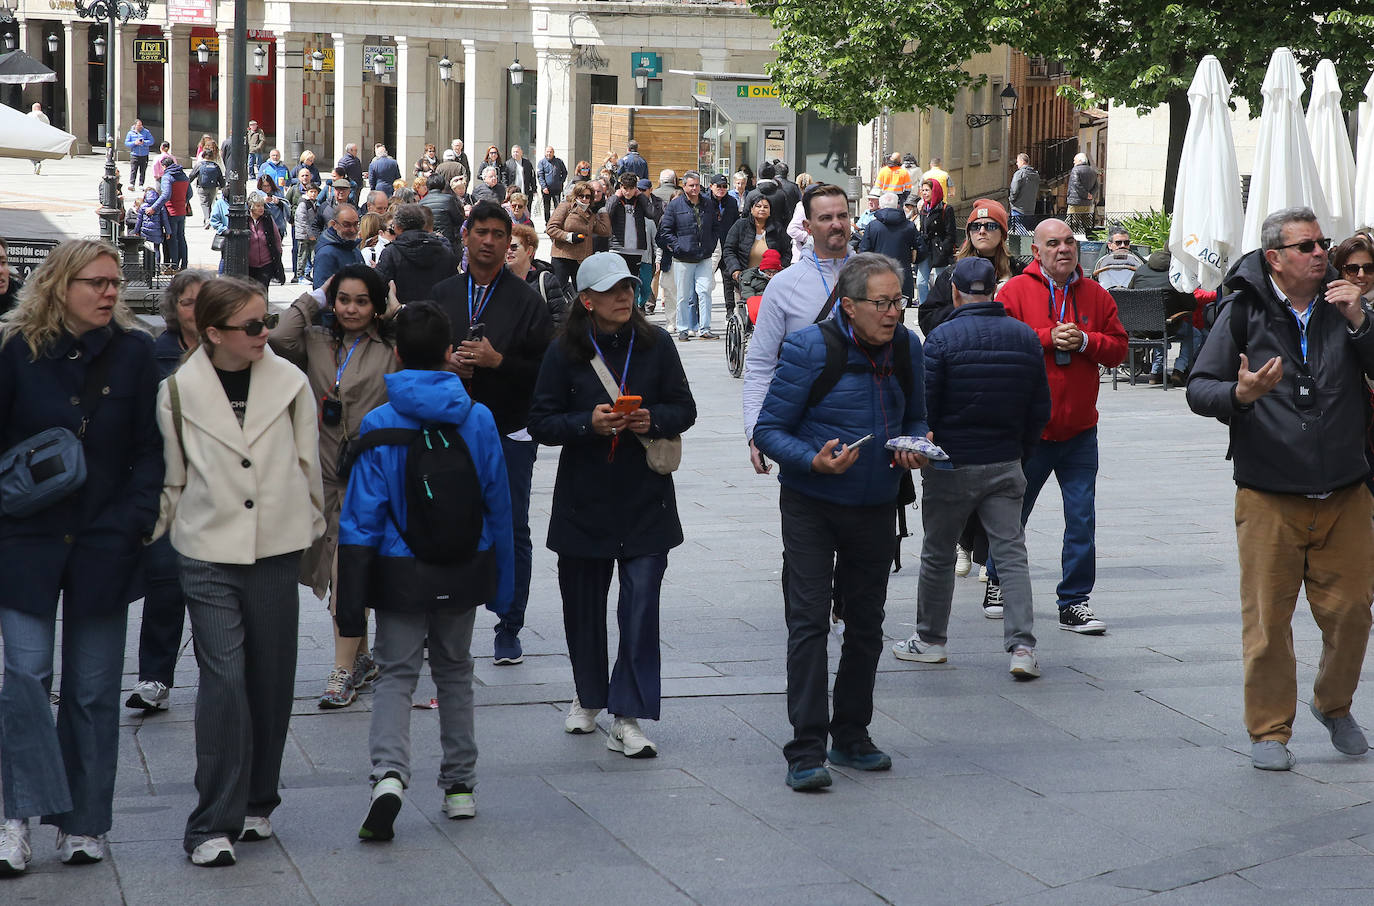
[{"xmin": 998, "ymin": 258, "xmax": 1127, "ymax": 442}]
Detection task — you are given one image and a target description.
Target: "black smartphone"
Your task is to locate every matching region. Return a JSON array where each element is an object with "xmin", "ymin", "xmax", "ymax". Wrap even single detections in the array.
[
  {"xmin": 321, "ymin": 397, "xmax": 343, "ymax": 427},
  {"xmin": 468, "ymin": 322, "xmax": 485, "ymax": 342}
]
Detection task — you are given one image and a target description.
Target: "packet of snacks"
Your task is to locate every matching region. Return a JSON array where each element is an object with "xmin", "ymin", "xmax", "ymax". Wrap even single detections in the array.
[{"xmin": 885, "ymin": 435, "xmax": 949, "ymax": 461}]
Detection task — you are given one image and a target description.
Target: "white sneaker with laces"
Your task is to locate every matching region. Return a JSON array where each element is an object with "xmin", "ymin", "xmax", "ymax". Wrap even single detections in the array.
[
  {"xmin": 891, "ymin": 634, "xmax": 948, "ymax": 663},
  {"xmin": 56, "ymin": 832, "xmax": 105, "ymax": 864},
  {"xmin": 126, "ymin": 679, "xmax": 170, "ymax": 711},
  {"xmin": 443, "ymin": 785, "xmax": 476, "ymax": 820},
  {"xmin": 607, "ymin": 717, "xmax": 658, "ymax": 758},
  {"xmin": 1010, "ymin": 647, "xmax": 1041, "ymax": 679},
  {"xmin": 565, "ymin": 697, "xmax": 600, "ymax": 734},
  {"xmin": 978, "ymin": 564, "xmax": 989, "ymax": 583},
  {"xmin": 0, "ymin": 819, "xmax": 30, "ymax": 875},
  {"xmin": 189, "ymin": 836, "xmax": 236, "ymax": 866},
  {"xmin": 955, "ymin": 546, "xmax": 972, "ymax": 577},
  {"xmin": 240, "ymin": 816, "xmax": 272, "ymax": 841},
  {"xmin": 359, "ymin": 774, "xmax": 404, "ymax": 841}
]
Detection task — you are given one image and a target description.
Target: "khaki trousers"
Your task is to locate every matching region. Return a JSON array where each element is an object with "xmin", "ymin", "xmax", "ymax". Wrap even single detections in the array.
[{"xmin": 1236, "ymin": 485, "xmax": 1374, "ymax": 743}]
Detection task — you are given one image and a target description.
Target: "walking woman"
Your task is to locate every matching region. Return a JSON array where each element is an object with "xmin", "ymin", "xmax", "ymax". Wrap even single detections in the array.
[
  {"xmin": 528, "ymin": 253, "xmax": 697, "ymax": 758},
  {"xmin": 246, "ymin": 191, "xmax": 285, "ymax": 289},
  {"xmin": 0, "ymin": 239, "xmax": 163, "ymax": 872},
  {"xmin": 546, "ymin": 181, "xmax": 610, "ymax": 297},
  {"xmin": 157, "ymin": 276, "xmax": 324, "ymax": 866},
  {"xmin": 915, "ymin": 178, "xmax": 956, "ymax": 305},
  {"xmin": 127, "ymin": 269, "xmax": 214, "ymax": 714},
  {"xmin": 269, "ymin": 263, "xmax": 398, "ymax": 708},
  {"xmin": 482, "ymin": 145, "xmax": 507, "ymax": 186}
]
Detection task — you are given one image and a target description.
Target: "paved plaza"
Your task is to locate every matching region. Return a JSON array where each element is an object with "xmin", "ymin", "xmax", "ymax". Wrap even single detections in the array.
[{"xmin": 3, "ymin": 157, "xmax": 1374, "ymax": 904}]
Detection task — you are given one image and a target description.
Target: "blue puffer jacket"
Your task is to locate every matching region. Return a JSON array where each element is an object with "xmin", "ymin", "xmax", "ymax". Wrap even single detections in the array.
[
  {"xmin": 923, "ymin": 301, "xmax": 1051, "ymax": 465},
  {"xmin": 335, "ymin": 369, "xmax": 514, "ymax": 637},
  {"xmin": 311, "ymin": 227, "xmax": 364, "ymax": 289},
  {"xmin": 657, "ymin": 193, "xmax": 719, "ymax": 262},
  {"xmin": 754, "ymin": 308, "xmax": 928, "ymax": 506}
]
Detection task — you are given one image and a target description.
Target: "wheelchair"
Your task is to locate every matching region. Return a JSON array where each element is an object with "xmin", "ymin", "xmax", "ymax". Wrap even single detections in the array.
[{"xmin": 725, "ymin": 294, "xmax": 761, "ymax": 378}]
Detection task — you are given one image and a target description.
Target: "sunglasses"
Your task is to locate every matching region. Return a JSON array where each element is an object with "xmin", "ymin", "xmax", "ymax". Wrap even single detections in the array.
[
  {"xmin": 967, "ymin": 222, "xmax": 1001, "ymax": 234},
  {"xmin": 1275, "ymin": 237, "xmax": 1332, "ymax": 254},
  {"xmin": 216, "ymin": 312, "xmax": 280, "ymax": 336},
  {"xmin": 1109, "ymin": 238, "xmax": 1131, "ymax": 247},
  {"xmin": 1341, "ymin": 263, "xmax": 1374, "ymax": 277}
]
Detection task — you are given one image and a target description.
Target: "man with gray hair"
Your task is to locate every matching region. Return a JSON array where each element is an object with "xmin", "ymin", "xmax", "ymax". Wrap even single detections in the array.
[
  {"xmin": 376, "ymin": 203, "xmax": 460, "ymax": 302},
  {"xmin": 1008, "ymin": 152, "xmax": 1039, "ymax": 230},
  {"xmin": 1066, "ymin": 152, "xmax": 1098, "ymax": 233},
  {"xmin": 367, "ymin": 143, "xmax": 402, "ymax": 198},
  {"xmin": 1187, "ymin": 206, "xmax": 1374, "ymax": 771},
  {"xmin": 337, "ymin": 142, "xmax": 365, "ymax": 205},
  {"xmin": 857, "ymin": 191, "xmax": 922, "ymax": 299}
]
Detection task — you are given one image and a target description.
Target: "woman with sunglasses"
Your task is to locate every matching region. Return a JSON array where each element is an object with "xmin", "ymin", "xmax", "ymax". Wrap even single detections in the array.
[
  {"xmin": 1331, "ymin": 234, "xmax": 1374, "ymax": 306},
  {"xmin": 270, "ymin": 264, "xmax": 399, "ymax": 708},
  {"xmin": 547, "ymin": 182, "xmax": 612, "ymax": 296},
  {"xmin": 571, "ymin": 160, "xmax": 593, "ymax": 185},
  {"xmin": 0, "ymin": 240, "xmax": 163, "ymax": 873},
  {"xmin": 157, "ymin": 277, "xmax": 324, "ymax": 866}
]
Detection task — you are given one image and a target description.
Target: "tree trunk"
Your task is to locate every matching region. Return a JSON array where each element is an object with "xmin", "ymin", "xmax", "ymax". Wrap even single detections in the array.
[{"xmin": 1161, "ymin": 88, "xmax": 1190, "ymax": 215}]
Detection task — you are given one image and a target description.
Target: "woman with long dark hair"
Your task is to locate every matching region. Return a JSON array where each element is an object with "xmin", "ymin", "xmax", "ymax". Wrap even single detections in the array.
[
  {"xmin": 483, "ymin": 145, "xmax": 507, "ymax": 186},
  {"xmin": 0, "ymin": 239, "xmax": 163, "ymax": 872},
  {"xmin": 158, "ymin": 277, "xmax": 324, "ymax": 867},
  {"xmin": 528, "ymin": 253, "xmax": 696, "ymax": 758},
  {"xmin": 723, "ymin": 196, "xmax": 792, "ymax": 317},
  {"xmin": 269, "ymin": 263, "xmax": 398, "ymax": 709}
]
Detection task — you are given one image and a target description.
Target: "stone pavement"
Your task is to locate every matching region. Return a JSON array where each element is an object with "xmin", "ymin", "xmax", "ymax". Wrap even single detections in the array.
[{"xmin": 3, "ymin": 155, "xmax": 1374, "ymax": 904}]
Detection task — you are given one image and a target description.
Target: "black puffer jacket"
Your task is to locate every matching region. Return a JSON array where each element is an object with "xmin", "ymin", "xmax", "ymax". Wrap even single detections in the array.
[
  {"xmin": 721, "ymin": 216, "xmax": 792, "ymax": 280},
  {"xmin": 419, "ymin": 191, "xmax": 463, "ymax": 244},
  {"xmin": 375, "ymin": 230, "xmax": 460, "ymax": 302},
  {"xmin": 1186, "ymin": 249, "xmax": 1374, "ymax": 494}
]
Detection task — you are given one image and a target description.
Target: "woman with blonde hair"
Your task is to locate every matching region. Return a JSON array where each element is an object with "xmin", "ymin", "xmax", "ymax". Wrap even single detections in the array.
[
  {"xmin": 157, "ymin": 276, "xmax": 323, "ymax": 866},
  {"xmin": 358, "ymin": 211, "xmax": 387, "ymax": 267},
  {"xmin": 0, "ymin": 239, "xmax": 163, "ymax": 872}
]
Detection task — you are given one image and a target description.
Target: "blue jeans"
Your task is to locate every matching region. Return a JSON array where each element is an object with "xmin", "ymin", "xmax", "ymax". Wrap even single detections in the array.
[
  {"xmin": 637, "ymin": 260, "xmax": 654, "ymax": 310},
  {"xmin": 916, "ymin": 261, "xmax": 947, "ymax": 306},
  {"xmin": 0, "ymin": 606, "xmax": 128, "ymax": 834},
  {"xmin": 497, "ymin": 436, "xmax": 537, "ymax": 636},
  {"xmin": 988, "ymin": 426, "xmax": 1098, "ymax": 608},
  {"xmin": 247, "ymin": 152, "xmax": 261, "ymax": 176},
  {"xmin": 673, "ymin": 257, "xmax": 714, "ymax": 333},
  {"xmin": 1153, "ymin": 326, "xmax": 1208, "ymax": 375},
  {"xmin": 137, "ymin": 534, "xmax": 187, "ymax": 686}
]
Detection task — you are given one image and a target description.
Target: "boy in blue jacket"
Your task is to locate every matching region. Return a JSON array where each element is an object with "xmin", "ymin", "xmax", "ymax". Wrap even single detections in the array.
[{"xmin": 336, "ymin": 301, "xmax": 514, "ymax": 840}]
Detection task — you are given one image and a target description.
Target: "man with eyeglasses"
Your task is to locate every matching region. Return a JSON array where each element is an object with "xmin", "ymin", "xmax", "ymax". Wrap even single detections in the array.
[
  {"xmin": 753, "ymin": 253, "xmax": 929, "ymax": 791},
  {"xmin": 1091, "ymin": 227, "xmax": 1144, "ymax": 291},
  {"xmin": 312, "ymin": 204, "xmax": 364, "ymax": 289},
  {"xmin": 1187, "ymin": 206, "xmax": 1374, "ymax": 772},
  {"xmin": 993, "ymin": 218, "xmax": 1126, "ymax": 635}
]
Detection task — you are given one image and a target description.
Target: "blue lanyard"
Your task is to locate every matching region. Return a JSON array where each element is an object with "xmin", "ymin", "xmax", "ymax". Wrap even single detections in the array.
[
  {"xmin": 589, "ymin": 328, "xmax": 635, "ymax": 395},
  {"xmin": 333, "ymin": 336, "xmax": 363, "ymax": 394},
  {"xmin": 1049, "ymin": 281, "xmax": 1069, "ymax": 322},
  {"xmin": 812, "ymin": 252, "xmax": 849, "ymax": 299},
  {"xmin": 1288, "ymin": 303, "xmax": 1313, "ymax": 362},
  {"xmin": 468, "ymin": 270, "xmax": 503, "ymax": 324}
]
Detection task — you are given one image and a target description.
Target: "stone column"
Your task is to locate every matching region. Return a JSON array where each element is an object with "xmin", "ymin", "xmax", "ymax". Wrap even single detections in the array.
[
  {"xmin": 273, "ymin": 30, "xmax": 304, "ymax": 157},
  {"xmin": 216, "ymin": 28, "xmax": 232, "ymax": 147},
  {"xmin": 462, "ymin": 39, "xmax": 500, "ymax": 163},
  {"xmin": 163, "ymin": 25, "xmax": 191, "ymax": 159},
  {"xmin": 114, "ymin": 22, "xmax": 138, "ymax": 156},
  {"xmin": 332, "ymin": 32, "xmax": 364, "ymax": 165},
  {"xmin": 62, "ymin": 21, "xmax": 90, "ymax": 153},
  {"xmin": 536, "ymin": 47, "xmax": 577, "ymax": 163},
  {"xmin": 394, "ymin": 36, "xmax": 428, "ymax": 173}
]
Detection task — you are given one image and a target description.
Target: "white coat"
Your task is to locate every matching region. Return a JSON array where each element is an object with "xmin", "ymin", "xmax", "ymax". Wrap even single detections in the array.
[{"xmin": 155, "ymin": 344, "xmax": 325, "ymax": 564}]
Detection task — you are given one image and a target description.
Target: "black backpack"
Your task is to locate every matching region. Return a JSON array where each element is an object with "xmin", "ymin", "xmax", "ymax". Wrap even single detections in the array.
[
  {"xmin": 348, "ymin": 424, "xmax": 484, "ymax": 564},
  {"xmin": 199, "ymin": 161, "xmax": 222, "ymax": 189}
]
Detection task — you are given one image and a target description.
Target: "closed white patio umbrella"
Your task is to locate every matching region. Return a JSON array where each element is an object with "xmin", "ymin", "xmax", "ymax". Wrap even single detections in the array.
[
  {"xmin": 1306, "ymin": 59, "xmax": 1357, "ymax": 243},
  {"xmin": 1169, "ymin": 55, "xmax": 1244, "ymax": 292},
  {"xmin": 1241, "ymin": 47, "xmax": 1331, "ymax": 253},
  {"xmin": 1355, "ymin": 72, "xmax": 1374, "ymax": 233}
]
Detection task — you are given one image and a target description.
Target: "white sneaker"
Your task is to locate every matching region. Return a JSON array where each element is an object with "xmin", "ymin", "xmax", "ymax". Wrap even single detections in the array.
[
  {"xmin": 607, "ymin": 717, "xmax": 658, "ymax": 758},
  {"xmin": 126, "ymin": 680, "xmax": 170, "ymax": 711},
  {"xmin": 443, "ymin": 785, "xmax": 476, "ymax": 820},
  {"xmin": 955, "ymin": 546, "xmax": 972, "ymax": 577},
  {"xmin": 565, "ymin": 697, "xmax": 600, "ymax": 734},
  {"xmin": 360, "ymin": 774, "xmax": 404, "ymax": 841},
  {"xmin": 56, "ymin": 832, "xmax": 105, "ymax": 864},
  {"xmin": 240, "ymin": 816, "xmax": 272, "ymax": 841},
  {"xmin": 189, "ymin": 836, "xmax": 235, "ymax": 866},
  {"xmin": 892, "ymin": 634, "xmax": 948, "ymax": 663},
  {"xmin": 978, "ymin": 564, "xmax": 989, "ymax": 583},
  {"xmin": 1010, "ymin": 647, "xmax": 1041, "ymax": 679},
  {"xmin": 0, "ymin": 819, "xmax": 30, "ymax": 875}
]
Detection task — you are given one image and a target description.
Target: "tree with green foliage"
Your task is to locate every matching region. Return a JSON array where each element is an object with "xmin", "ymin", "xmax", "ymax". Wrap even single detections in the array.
[{"xmin": 754, "ymin": 0, "xmax": 1374, "ymax": 210}]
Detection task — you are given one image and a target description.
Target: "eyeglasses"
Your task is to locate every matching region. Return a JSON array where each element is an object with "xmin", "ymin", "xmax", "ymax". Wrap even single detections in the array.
[
  {"xmin": 336, "ymin": 219, "xmax": 360, "ymax": 229},
  {"xmin": 1275, "ymin": 237, "xmax": 1332, "ymax": 254},
  {"xmin": 1342, "ymin": 263, "xmax": 1374, "ymax": 277},
  {"xmin": 851, "ymin": 296, "xmax": 910, "ymax": 313},
  {"xmin": 215, "ymin": 312, "xmax": 280, "ymax": 336},
  {"xmin": 968, "ymin": 222, "xmax": 1001, "ymax": 234},
  {"xmin": 1108, "ymin": 238, "xmax": 1131, "ymax": 247},
  {"xmin": 70, "ymin": 276, "xmax": 123, "ymax": 293}
]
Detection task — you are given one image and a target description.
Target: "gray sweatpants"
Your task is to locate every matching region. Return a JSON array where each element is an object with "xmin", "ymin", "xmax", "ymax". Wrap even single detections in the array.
[
  {"xmin": 180, "ymin": 552, "xmax": 301, "ymax": 853},
  {"xmin": 915, "ymin": 461, "xmax": 1036, "ymax": 652},
  {"xmin": 369, "ymin": 607, "xmax": 478, "ymax": 791}
]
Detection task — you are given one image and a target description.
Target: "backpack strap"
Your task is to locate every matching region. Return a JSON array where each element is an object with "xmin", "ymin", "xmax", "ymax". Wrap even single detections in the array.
[
  {"xmin": 805, "ymin": 321, "xmax": 914, "ymax": 410},
  {"xmin": 168, "ymin": 374, "xmax": 184, "ymax": 450},
  {"xmin": 349, "ymin": 427, "xmax": 421, "ymax": 456},
  {"xmin": 813, "ymin": 281, "xmax": 843, "ymax": 324}
]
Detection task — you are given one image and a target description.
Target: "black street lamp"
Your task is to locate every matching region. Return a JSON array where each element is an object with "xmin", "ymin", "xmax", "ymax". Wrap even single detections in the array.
[
  {"xmin": 75, "ymin": 0, "xmax": 151, "ymax": 246},
  {"xmin": 223, "ymin": 0, "xmax": 250, "ymax": 277},
  {"xmin": 966, "ymin": 84, "xmax": 1019, "ymax": 129}
]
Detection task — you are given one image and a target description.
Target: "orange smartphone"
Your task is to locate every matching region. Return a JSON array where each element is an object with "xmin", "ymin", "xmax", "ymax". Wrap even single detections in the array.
[{"xmin": 612, "ymin": 395, "xmax": 642, "ymax": 414}]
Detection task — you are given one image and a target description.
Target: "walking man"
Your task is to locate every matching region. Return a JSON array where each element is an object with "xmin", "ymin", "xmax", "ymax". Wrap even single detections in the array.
[
  {"xmin": 537, "ymin": 146, "xmax": 568, "ymax": 221},
  {"xmin": 1187, "ymin": 206, "xmax": 1374, "ymax": 771},
  {"xmin": 1008, "ymin": 153, "xmax": 1039, "ymax": 231},
  {"xmin": 657, "ymin": 171, "xmax": 720, "ymax": 340},
  {"xmin": 125, "ymin": 118, "xmax": 155, "ymax": 187}
]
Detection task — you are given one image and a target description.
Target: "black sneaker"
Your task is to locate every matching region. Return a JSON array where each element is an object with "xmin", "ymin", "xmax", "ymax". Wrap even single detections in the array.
[
  {"xmin": 982, "ymin": 582, "xmax": 1004, "ymax": 619},
  {"xmin": 1059, "ymin": 603, "xmax": 1106, "ymax": 634},
  {"xmin": 827, "ymin": 738, "xmax": 892, "ymax": 771}
]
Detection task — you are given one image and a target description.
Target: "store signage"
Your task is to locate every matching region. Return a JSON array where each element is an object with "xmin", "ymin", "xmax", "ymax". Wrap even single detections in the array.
[
  {"xmin": 168, "ymin": 0, "xmax": 213, "ymax": 25},
  {"xmin": 630, "ymin": 52, "xmax": 661, "ymax": 78},
  {"xmin": 736, "ymin": 84, "xmax": 779, "ymax": 99},
  {"xmin": 1, "ymin": 239, "xmax": 60, "ymax": 284},
  {"xmin": 132, "ymin": 38, "xmax": 167, "ymax": 64},
  {"xmin": 764, "ymin": 127, "xmax": 785, "ymax": 160},
  {"xmin": 363, "ymin": 44, "xmax": 395, "ymax": 74}
]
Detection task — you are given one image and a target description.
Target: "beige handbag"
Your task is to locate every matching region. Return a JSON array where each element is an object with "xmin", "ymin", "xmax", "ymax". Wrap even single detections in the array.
[{"xmin": 588, "ymin": 354, "xmax": 682, "ymax": 475}]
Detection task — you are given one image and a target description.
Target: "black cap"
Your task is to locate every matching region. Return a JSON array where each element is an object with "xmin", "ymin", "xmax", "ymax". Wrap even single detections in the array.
[{"xmin": 709, "ymin": 173, "xmax": 729, "ymax": 187}]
